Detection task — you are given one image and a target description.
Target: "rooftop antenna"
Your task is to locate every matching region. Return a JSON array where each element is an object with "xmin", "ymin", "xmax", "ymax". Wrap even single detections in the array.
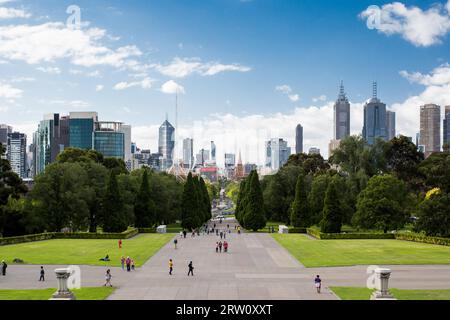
[
  {"xmin": 372, "ymin": 81, "xmax": 378, "ymax": 99},
  {"xmin": 339, "ymin": 80, "xmax": 345, "ymax": 99}
]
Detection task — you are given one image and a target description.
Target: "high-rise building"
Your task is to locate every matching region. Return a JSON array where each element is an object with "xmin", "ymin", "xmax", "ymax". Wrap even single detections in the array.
[
  {"xmin": 34, "ymin": 114, "xmax": 70, "ymax": 176},
  {"xmin": 93, "ymin": 122, "xmax": 125, "ymax": 159},
  {"xmin": 0, "ymin": 124, "xmax": 12, "ymax": 148},
  {"xmin": 7, "ymin": 132, "xmax": 27, "ymax": 178},
  {"xmin": 334, "ymin": 81, "xmax": 351, "ymax": 140},
  {"xmin": 420, "ymin": 104, "xmax": 441, "ymax": 158},
  {"xmin": 158, "ymin": 119, "xmax": 175, "ymax": 170},
  {"xmin": 211, "ymin": 141, "xmax": 216, "ymax": 162},
  {"xmin": 121, "ymin": 125, "xmax": 132, "ymax": 169},
  {"xmin": 265, "ymin": 138, "xmax": 291, "ymax": 171},
  {"xmin": 224, "ymin": 153, "xmax": 236, "ymax": 168},
  {"xmin": 362, "ymin": 82, "xmax": 387, "ymax": 145},
  {"xmin": 386, "ymin": 111, "xmax": 396, "ymax": 141},
  {"xmin": 443, "ymin": 106, "xmax": 450, "ymax": 152},
  {"xmin": 196, "ymin": 149, "xmax": 209, "ymax": 167},
  {"xmin": 183, "ymin": 138, "xmax": 194, "ymax": 169},
  {"xmin": 328, "ymin": 140, "xmax": 341, "ymax": 158},
  {"xmin": 69, "ymin": 112, "xmax": 98, "ymax": 150},
  {"xmin": 295, "ymin": 124, "xmax": 303, "ymax": 154}
]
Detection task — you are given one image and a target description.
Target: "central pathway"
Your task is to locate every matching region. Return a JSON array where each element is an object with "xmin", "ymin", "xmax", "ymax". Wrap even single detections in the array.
[{"xmin": 108, "ymin": 219, "xmax": 337, "ymax": 300}]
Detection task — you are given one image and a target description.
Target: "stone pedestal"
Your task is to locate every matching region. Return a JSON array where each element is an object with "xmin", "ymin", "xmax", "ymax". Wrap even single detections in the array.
[
  {"xmin": 50, "ymin": 268, "xmax": 76, "ymax": 300},
  {"xmin": 370, "ymin": 268, "xmax": 395, "ymax": 300}
]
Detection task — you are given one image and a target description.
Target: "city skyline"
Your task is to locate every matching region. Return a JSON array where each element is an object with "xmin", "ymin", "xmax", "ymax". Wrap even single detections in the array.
[{"xmin": 1, "ymin": 1, "xmax": 450, "ymax": 164}]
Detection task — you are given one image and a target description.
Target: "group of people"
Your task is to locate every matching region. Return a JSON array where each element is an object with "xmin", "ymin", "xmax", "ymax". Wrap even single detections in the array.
[
  {"xmin": 168, "ymin": 259, "xmax": 195, "ymax": 277},
  {"xmin": 120, "ymin": 256, "xmax": 136, "ymax": 272},
  {"xmin": 215, "ymin": 241, "xmax": 229, "ymax": 253}
]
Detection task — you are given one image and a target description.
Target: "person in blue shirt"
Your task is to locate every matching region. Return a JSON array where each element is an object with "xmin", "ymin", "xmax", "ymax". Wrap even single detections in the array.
[{"xmin": 315, "ymin": 275, "xmax": 322, "ymax": 293}]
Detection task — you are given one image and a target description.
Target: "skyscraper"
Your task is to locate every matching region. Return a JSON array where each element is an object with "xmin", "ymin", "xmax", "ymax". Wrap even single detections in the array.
[
  {"xmin": 420, "ymin": 104, "xmax": 441, "ymax": 158},
  {"xmin": 0, "ymin": 124, "xmax": 12, "ymax": 148},
  {"xmin": 224, "ymin": 153, "xmax": 236, "ymax": 168},
  {"xmin": 121, "ymin": 125, "xmax": 132, "ymax": 169},
  {"xmin": 93, "ymin": 122, "xmax": 125, "ymax": 159},
  {"xmin": 211, "ymin": 141, "xmax": 216, "ymax": 162},
  {"xmin": 158, "ymin": 119, "xmax": 175, "ymax": 170},
  {"xmin": 386, "ymin": 111, "xmax": 396, "ymax": 141},
  {"xmin": 265, "ymin": 138, "xmax": 291, "ymax": 171},
  {"xmin": 444, "ymin": 106, "xmax": 450, "ymax": 152},
  {"xmin": 7, "ymin": 132, "xmax": 27, "ymax": 178},
  {"xmin": 196, "ymin": 149, "xmax": 209, "ymax": 167},
  {"xmin": 362, "ymin": 82, "xmax": 387, "ymax": 145},
  {"xmin": 69, "ymin": 112, "xmax": 98, "ymax": 150},
  {"xmin": 295, "ymin": 124, "xmax": 303, "ymax": 154},
  {"xmin": 334, "ymin": 81, "xmax": 351, "ymax": 140},
  {"xmin": 183, "ymin": 138, "xmax": 194, "ymax": 169}
]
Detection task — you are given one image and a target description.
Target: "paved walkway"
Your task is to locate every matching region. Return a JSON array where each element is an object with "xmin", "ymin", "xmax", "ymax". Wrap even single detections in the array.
[{"xmin": 2, "ymin": 218, "xmax": 450, "ymax": 299}]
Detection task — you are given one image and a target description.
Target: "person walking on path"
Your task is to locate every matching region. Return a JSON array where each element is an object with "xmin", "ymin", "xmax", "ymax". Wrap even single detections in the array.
[
  {"xmin": 183, "ymin": 230, "xmax": 187, "ymax": 239},
  {"xmin": 218, "ymin": 241, "xmax": 223, "ymax": 253},
  {"xmin": 104, "ymin": 269, "xmax": 113, "ymax": 287},
  {"xmin": 315, "ymin": 275, "xmax": 322, "ymax": 294},
  {"xmin": 131, "ymin": 259, "xmax": 135, "ymax": 271},
  {"xmin": 126, "ymin": 257, "xmax": 131, "ymax": 272},
  {"xmin": 120, "ymin": 256, "xmax": 125, "ymax": 271},
  {"xmin": 39, "ymin": 266, "xmax": 45, "ymax": 282},
  {"xmin": 1, "ymin": 260, "xmax": 7, "ymax": 276},
  {"xmin": 169, "ymin": 259, "xmax": 174, "ymax": 275},
  {"xmin": 118, "ymin": 239, "xmax": 122, "ymax": 249},
  {"xmin": 174, "ymin": 238, "xmax": 178, "ymax": 249},
  {"xmin": 216, "ymin": 242, "xmax": 219, "ymax": 253},
  {"xmin": 223, "ymin": 241, "xmax": 228, "ymax": 253},
  {"xmin": 187, "ymin": 261, "xmax": 194, "ymax": 276},
  {"xmin": 180, "ymin": 231, "xmax": 183, "ymax": 238},
  {"xmin": 220, "ymin": 231, "xmax": 223, "ymax": 240}
]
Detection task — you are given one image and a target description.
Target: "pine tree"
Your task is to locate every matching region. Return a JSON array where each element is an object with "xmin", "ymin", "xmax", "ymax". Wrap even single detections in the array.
[
  {"xmin": 235, "ymin": 179, "xmax": 247, "ymax": 224},
  {"xmin": 181, "ymin": 173, "xmax": 201, "ymax": 230},
  {"xmin": 290, "ymin": 171, "xmax": 310, "ymax": 227},
  {"xmin": 199, "ymin": 177, "xmax": 211, "ymax": 223},
  {"xmin": 243, "ymin": 171, "xmax": 266, "ymax": 231},
  {"xmin": 320, "ymin": 178, "xmax": 343, "ymax": 233},
  {"xmin": 102, "ymin": 171, "xmax": 128, "ymax": 233},
  {"xmin": 134, "ymin": 170, "xmax": 155, "ymax": 228}
]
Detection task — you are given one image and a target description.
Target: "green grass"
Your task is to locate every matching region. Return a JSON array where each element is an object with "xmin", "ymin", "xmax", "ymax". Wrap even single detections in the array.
[
  {"xmin": 0, "ymin": 287, "xmax": 115, "ymax": 300},
  {"xmin": 331, "ymin": 287, "xmax": 450, "ymax": 300},
  {"xmin": 0, "ymin": 234, "xmax": 174, "ymax": 267},
  {"xmin": 272, "ymin": 234, "xmax": 450, "ymax": 267}
]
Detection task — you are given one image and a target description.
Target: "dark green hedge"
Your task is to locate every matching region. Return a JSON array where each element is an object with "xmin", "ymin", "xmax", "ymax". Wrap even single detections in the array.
[
  {"xmin": 306, "ymin": 228, "xmax": 395, "ymax": 239},
  {"xmin": 395, "ymin": 232, "xmax": 450, "ymax": 246},
  {"xmin": 289, "ymin": 227, "xmax": 307, "ymax": 234},
  {"xmin": 0, "ymin": 228, "xmax": 139, "ymax": 246}
]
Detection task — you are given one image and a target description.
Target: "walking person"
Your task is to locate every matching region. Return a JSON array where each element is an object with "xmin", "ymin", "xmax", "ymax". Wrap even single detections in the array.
[
  {"xmin": 39, "ymin": 266, "xmax": 45, "ymax": 282},
  {"xmin": 126, "ymin": 256, "xmax": 131, "ymax": 272},
  {"xmin": 131, "ymin": 259, "xmax": 135, "ymax": 271},
  {"xmin": 216, "ymin": 242, "xmax": 219, "ymax": 253},
  {"xmin": 220, "ymin": 231, "xmax": 223, "ymax": 240},
  {"xmin": 174, "ymin": 238, "xmax": 178, "ymax": 249},
  {"xmin": 169, "ymin": 259, "xmax": 174, "ymax": 275},
  {"xmin": 1, "ymin": 260, "xmax": 7, "ymax": 276},
  {"xmin": 183, "ymin": 230, "xmax": 187, "ymax": 239},
  {"xmin": 187, "ymin": 261, "xmax": 194, "ymax": 276},
  {"xmin": 219, "ymin": 241, "xmax": 223, "ymax": 253},
  {"xmin": 118, "ymin": 239, "xmax": 122, "ymax": 249},
  {"xmin": 120, "ymin": 256, "xmax": 125, "ymax": 271},
  {"xmin": 315, "ymin": 275, "xmax": 322, "ymax": 294},
  {"xmin": 223, "ymin": 241, "xmax": 228, "ymax": 253},
  {"xmin": 104, "ymin": 269, "xmax": 113, "ymax": 287}
]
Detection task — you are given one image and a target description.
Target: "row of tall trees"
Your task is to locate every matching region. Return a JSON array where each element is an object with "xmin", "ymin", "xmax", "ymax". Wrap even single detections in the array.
[
  {"xmin": 261, "ymin": 135, "xmax": 449, "ymax": 236},
  {"xmin": 0, "ymin": 148, "xmax": 184, "ymax": 237},
  {"xmin": 181, "ymin": 172, "xmax": 212, "ymax": 231},
  {"xmin": 235, "ymin": 170, "xmax": 266, "ymax": 231}
]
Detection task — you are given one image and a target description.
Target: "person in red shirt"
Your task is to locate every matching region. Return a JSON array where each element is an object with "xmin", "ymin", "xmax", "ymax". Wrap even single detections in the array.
[{"xmin": 118, "ymin": 239, "xmax": 122, "ymax": 249}]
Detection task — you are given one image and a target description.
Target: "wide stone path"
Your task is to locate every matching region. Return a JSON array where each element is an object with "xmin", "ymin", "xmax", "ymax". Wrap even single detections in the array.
[{"xmin": 108, "ymin": 219, "xmax": 337, "ymax": 300}]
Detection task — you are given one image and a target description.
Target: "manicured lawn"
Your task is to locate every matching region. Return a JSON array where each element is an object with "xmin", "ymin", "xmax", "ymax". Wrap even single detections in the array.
[
  {"xmin": 272, "ymin": 234, "xmax": 450, "ymax": 267},
  {"xmin": 331, "ymin": 287, "xmax": 450, "ymax": 300},
  {"xmin": 0, "ymin": 234, "xmax": 174, "ymax": 267},
  {"xmin": 0, "ymin": 287, "xmax": 115, "ymax": 300}
]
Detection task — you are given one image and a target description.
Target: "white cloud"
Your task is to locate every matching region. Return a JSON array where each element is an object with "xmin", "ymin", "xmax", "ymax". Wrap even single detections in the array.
[
  {"xmin": 0, "ymin": 22, "xmax": 142, "ymax": 68},
  {"xmin": 36, "ymin": 66, "xmax": 61, "ymax": 74},
  {"xmin": 400, "ymin": 63, "xmax": 450, "ymax": 86},
  {"xmin": 154, "ymin": 57, "xmax": 251, "ymax": 78},
  {"xmin": 114, "ymin": 77, "xmax": 153, "ymax": 90},
  {"xmin": 360, "ymin": 1, "xmax": 450, "ymax": 47},
  {"xmin": 313, "ymin": 95, "xmax": 327, "ymax": 102},
  {"xmin": 95, "ymin": 85, "xmax": 104, "ymax": 92},
  {"xmin": 276, "ymin": 84, "xmax": 300, "ymax": 102},
  {"xmin": 0, "ymin": 6, "xmax": 31, "ymax": 19},
  {"xmin": 0, "ymin": 82, "xmax": 22, "ymax": 99},
  {"xmin": 160, "ymin": 80, "xmax": 185, "ymax": 94}
]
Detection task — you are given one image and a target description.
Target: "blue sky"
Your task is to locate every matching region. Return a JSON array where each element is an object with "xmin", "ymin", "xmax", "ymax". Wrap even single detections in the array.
[{"xmin": 1, "ymin": 0, "xmax": 450, "ymax": 164}]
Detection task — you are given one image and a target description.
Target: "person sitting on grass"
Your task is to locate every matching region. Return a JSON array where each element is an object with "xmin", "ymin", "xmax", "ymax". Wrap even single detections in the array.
[{"xmin": 100, "ymin": 254, "xmax": 110, "ymax": 262}]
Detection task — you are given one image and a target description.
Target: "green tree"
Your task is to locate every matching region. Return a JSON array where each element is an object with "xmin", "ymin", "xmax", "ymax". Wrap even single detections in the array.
[
  {"xmin": 181, "ymin": 173, "xmax": 201, "ymax": 230},
  {"xmin": 102, "ymin": 171, "xmax": 128, "ymax": 232},
  {"xmin": 419, "ymin": 152, "xmax": 450, "ymax": 192},
  {"xmin": 415, "ymin": 192, "xmax": 450, "ymax": 237},
  {"xmin": 243, "ymin": 171, "xmax": 266, "ymax": 231},
  {"xmin": 134, "ymin": 169, "xmax": 155, "ymax": 228},
  {"xmin": 285, "ymin": 153, "xmax": 330, "ymax": 174},
  {"xmin": 235, "ymin": 179, "xmax": 247, "ymax": 224},
  {"xmin": 103, "ymin": 157, "xmax": 128, "ymax": 175},
  {"xmin": 83, "ymin": 162, "xmax": 108, "ymax": 232},
  {"xmin": 353, "ymin": 175, "xmax": 408, "ymax": 233},
  {"xmin": 308, "ymin": 174, "xmax": 331, "ymax": 225},
  {"xmin": 199, "ymin": 177, "xmax": 212, "ymax": 223},
  {"xmin": 320, "ymin": 177, "xmax": 344, "ymax": 233},
  {"xmin": 56, "ymin": 148, "xmax": 104, "ymax": 164},
  {"xmin": 290, "ymin": 171, "xmax": 310, "ymax": 227}
]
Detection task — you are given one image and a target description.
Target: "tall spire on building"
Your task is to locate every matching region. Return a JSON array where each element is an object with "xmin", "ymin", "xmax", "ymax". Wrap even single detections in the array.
[
  {"xmin": 339, "ymin": 80, "xmax": 345, "ymax": 99},
  {"xmin": 372, "ymin": 81, "xmax": 378, "ymax": 99}
]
